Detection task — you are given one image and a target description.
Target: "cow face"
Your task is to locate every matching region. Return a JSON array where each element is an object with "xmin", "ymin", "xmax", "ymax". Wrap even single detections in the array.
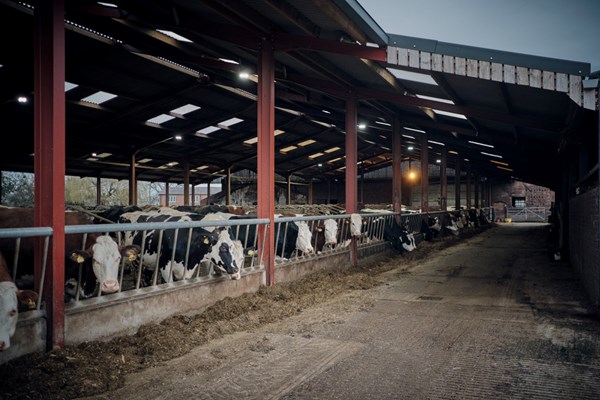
[
  {"xmin": 323, "ymin": 219, "xmax": 338, "ymax": 245},
  {"xmin": 91, "ymin": 236, "xmax": 122, "ymax": 294},
  {"xmin": 0, "ymin": 281, "xmax": 18, "ymax": 351},
  {"xmin": 350, "ymin": 214, "xmax": 363, "ymax": 237},
  {"xmin": 294, "ymin": 221, "xmax": 314, "ymax": 254},
  {"xmin": 207, "ymin": 229, "xmax": 242, "ymax": 278}
]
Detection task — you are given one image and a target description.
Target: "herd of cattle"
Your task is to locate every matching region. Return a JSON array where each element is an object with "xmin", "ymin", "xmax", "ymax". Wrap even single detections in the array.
[{"xmin": 0, "ymin": 204, "xmax": 490, "ymax": 351}]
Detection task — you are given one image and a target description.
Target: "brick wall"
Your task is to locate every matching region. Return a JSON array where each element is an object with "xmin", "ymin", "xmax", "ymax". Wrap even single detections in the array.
[{"xmin": 569, "ymin": 186, "xmax": 600, "ymax": 309}]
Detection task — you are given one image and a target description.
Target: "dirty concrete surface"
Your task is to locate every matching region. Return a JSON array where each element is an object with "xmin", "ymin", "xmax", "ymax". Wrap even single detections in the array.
[{"xmin": 77, "ymin": 223, "xmax": 600, "ymax": 400}]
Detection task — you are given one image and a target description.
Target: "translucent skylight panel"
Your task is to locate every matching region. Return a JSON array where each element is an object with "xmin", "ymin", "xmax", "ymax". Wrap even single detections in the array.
[
  {"xmin": 197, "ymin": 126, "xmax": 221, "ymax": 135},
  {"xmin": 328, "ymin": 157, "xmax": 343, "ymax": 163},
  {"xmin": 95, "ymin": 152, "xmax": 112, "ymax": 158},
  {"xmin": 375, "ymin": 120, "xmax": 391, "ymax": 127},
  {"xmin": 308, "ymin": 153, "xmax": 324, "ymax": 159},
  {"xmin": 481, "ymin": 151, "xmax": 503, "ymax": 158},
  {"xmin": 65, "ymin": 82, "xmax": 78, "ymax": 92},
  {"xmin": 147, "ymin": 114, "xmax": 175, "ymax": 124},
  {"xmin": 81, "ymin": 91, "xmax": 117, "ymax": 105},
  {"xmin": 156, "ymin": 29, "xmax": 193, "ymax": 43},
  {"xmin": 218, "ymin": 117, "xmax": 243, "ymax": 128},
  {"xmin": 297, "ymin": 139, "xmax": 316, "ymax": 147},
  {"xmin": 428, "ymin": 140, "xmax": 445, "ymax": 146},
  {"xmin": 386, "ymin": 68, "xmax": 438, "ymax": 85},
  {"xmin": 171, "ymin": 104, "xmax": 200, "ymax": 115},
  {"xmin": 97, "ymin": 2, "xmax": 118, "ymax": 7},
  {"xmin": 280, "ymin": 145, "xmax": 297, "ymax": 154},
  {"xmin": 219, "ymin": 58, "xmax": 239, "ymax": 64},
  {"xmin": 468, "ymin": 140, "xmax": 494, "ymax": 148},
  {"xmin": 324, "ymin": 147, "xmax": 340, "ymax": 153},
  {"xmin": 274, "ymin": 129, "xmax": 285, "ymax": 136},
  {"xmin": 137, "ymin": 158, "xmax": 152, "ymax": 163},
  {"xmin": 244, "ymin": 137, "xmax": 258, "ymax": 145}
]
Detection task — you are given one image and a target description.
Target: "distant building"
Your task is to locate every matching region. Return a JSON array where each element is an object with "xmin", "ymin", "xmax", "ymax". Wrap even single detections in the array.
[{"xmin": 158, "ymin": 184, "xmax": 222, "ymax": 207}]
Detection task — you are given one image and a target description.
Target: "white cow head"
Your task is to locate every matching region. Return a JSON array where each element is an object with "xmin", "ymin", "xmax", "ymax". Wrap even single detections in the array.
[
  {"xmin": 294, "ymin": 221, "xmax": 314, "ymax": 254},
  {"xmin": 92, "ymin": 235, "xmax": 122, "ymax": 294},
  {"xmin": 204, "ymin": 229, "xmax": 242, "ymax": 278},
  {"xmin": 324, "ymin": 219, "xmax": 338, "ymax": 245},
  {"xmin": 350, "ymin": 213, "xmax": 363, "ymax": 237},
  {"xmin": 0, "ymin": 281, "xmax": 18, "ymax": 351}
]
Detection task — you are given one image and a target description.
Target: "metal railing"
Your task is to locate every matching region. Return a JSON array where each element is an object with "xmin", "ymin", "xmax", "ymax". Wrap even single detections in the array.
[{"xmin": 506, "ymin": 206, "xmax": 548, "ymax": 222}]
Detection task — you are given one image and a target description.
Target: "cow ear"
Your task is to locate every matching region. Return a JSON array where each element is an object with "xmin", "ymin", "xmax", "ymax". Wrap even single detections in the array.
[{"xmin": 69, "ymin": 250, "xmax": 90, "ymax": 264}]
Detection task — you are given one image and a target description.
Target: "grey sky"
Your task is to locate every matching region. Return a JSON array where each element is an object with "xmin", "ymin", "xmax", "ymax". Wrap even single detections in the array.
[{"xmin": 359, "ymin": 0, "xmax": 600, "ymax": 73}]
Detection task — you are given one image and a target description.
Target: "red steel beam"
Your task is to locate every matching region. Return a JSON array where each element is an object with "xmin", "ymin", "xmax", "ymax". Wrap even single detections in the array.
[
  {"xmin": 257, "ymin": 38, "xmax": 276, "ymax": 286},
  {"xmin": 345, "ymin": 95, "xmax": 358, "ymax": 267},
  {"xmin": 34, "ymin": 0, "xmax": 66, "ymax": 351}
]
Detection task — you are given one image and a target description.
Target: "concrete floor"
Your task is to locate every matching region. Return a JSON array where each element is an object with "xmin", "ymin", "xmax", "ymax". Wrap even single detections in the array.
[{"xmin": 85, "ymin": 223, "xmax": 600, "ymax": 400}]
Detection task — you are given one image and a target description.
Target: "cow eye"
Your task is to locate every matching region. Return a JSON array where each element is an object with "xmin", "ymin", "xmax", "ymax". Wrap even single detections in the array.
[{"xmin": 10, "ymin": 309, "xmax": 17, "ymax": 317}]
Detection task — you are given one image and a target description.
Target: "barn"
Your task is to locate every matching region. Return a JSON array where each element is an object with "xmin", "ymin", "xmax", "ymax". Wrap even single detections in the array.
[{"xmin": 0, "ymin": 0, "xmax": 598, "ymax": 384}]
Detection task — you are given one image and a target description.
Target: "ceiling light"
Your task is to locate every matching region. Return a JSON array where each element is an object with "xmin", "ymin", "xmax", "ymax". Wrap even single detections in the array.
[
  {"xmin": 407, "ymin": 146, "xmax": 414, "ymax": 151},
  {"xmin": 428, "ymin": 140, "xmax": 445, "ymax": 146},
  {"xmin": 481, "ymin": 151, "xmax": 503, "ymax": 159},
  {"xmin": 17, "ymin": 96, "xmax": 28, "ymax": 103},
  {"xmin": 174, "ymin": 134, "xmax": 182, "ymax": 140},
  {"xmin": 322, "ymin": 109, "xmax": 331, "ymax": 114},
  {"xmin": 436, "ymin": 159, "xmax": 441, "ymax": 163},
  {"xmin": 468, "ymin": 140, "xmax": 494, "ymax": 148},
  {"xmin": 358, "ymin": 123, "xmax": 366, "ymax": 129},
  {"xmin": 239, "ymin": 71, "xmax": 250, "ymax": 79},
  {"xmin": 317, "ymin": 163, "xmax": 323, "ymax": 167},
  {"xmin": 449, "ymin": 150, "xmax": 459, "ymax": 155},
  {"xmin": 404, "ymin": 127, "xmax": 426, "ymax": 134}
]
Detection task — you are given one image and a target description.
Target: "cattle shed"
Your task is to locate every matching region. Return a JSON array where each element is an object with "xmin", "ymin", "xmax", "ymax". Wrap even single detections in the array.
[{"xmin": 0, "ymin": 0, "xmax": 599, "ymax": 357}]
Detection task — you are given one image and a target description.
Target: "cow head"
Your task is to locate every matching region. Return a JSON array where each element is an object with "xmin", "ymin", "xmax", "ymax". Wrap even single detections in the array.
[
  {"xmin": 400, "ymin": 232, "xmax": 417, "ymax": 252},
  {"xmin": 350, "ymin": 213, "xmax": 363, "ymax": 237},
  {"xmin": 0, "ymin": 281, "xmax": 18, "ymax": 351},
  {"xmin": 323, "ymin": 219, "xmax": 338, "ymax": 245},
  {"xmin": 294, "ymin": 221, "xmax": 314, "ymax": 254},
  {"xmin": 91, "ymin": 235, "xmax": 123, "ymax": 294},
  {"xmin": 208, "ymin": 229, "xmax": 242, "ymax": 279}
]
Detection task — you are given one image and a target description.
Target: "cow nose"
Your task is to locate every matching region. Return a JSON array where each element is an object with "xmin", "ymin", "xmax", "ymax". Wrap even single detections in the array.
[{"xmin": 100, "ymin": 279, "xmax": 120, "ymax": 293}]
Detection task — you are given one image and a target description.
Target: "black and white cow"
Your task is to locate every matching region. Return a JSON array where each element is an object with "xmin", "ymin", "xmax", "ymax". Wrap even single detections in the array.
[
  {"xmin": 421, "ymin": 216, "xmax": 441, "ymax": 241},
  {"xmin": 118, "ymin": 209, "xmax": 243, "ymax": 283},
  {"xmin": 383, "ymin": 220, "xmax": 417, "ymax": 253}
]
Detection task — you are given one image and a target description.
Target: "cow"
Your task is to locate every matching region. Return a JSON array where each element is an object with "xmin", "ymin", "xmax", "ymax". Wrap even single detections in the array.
[
  {"xmin": 117, "ymin": 211, "xmax": 243, "ymax": 284},
  {"xmin": 421, "ymin": 216, "xmax": 441, "ymax": 241},
  {"xmin": 383, "ymin": 220, "xmax": 417, "ymax": 253},
  {"xmin": 0, "ymin": 251, "xmax": 18, "ymax": 351},
  {"xmin": 199, "ymin": 212, "xmax": 315, "ymax": 259},
  {"xmin": 439, "ymin": 213, "xmax": 460, "ymax": 236},
  {"xmin": 0, "ymin": 207, "xmax": 139, "ymax": 300}
]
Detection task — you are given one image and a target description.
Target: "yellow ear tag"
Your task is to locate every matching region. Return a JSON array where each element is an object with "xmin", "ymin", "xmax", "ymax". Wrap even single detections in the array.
[
  {"xmin": 128, "ymin": 254, "xmax": 137, "ymax": 262},
  {"xmin": 203, "ymin": 237, "xmax": 209, "ymax": 244},
  {"xmin": 76, "ymin": 255, "xmax": 85, "ymax": 264},
  {"xmin": 247, "ymin": 250, "xmax": 254, "ymax": 256},
  {"xmin": 318, "ymin": 228, "xmax": 323, "ymax": 232}
]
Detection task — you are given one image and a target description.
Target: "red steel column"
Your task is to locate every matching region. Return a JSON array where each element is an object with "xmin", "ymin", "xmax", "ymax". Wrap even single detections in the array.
[
  {"xmin": 226, "ymin": 166, "xmax": 232, "ymax": 205},
  {"xmin": 165, "ymin": 180, "xmax": 170, "ymax": 206},
  {"xmin": 420, "ymin": 133, "xmax": 429, "ymax": 213},
  {"xmin": 474, "ymin": 173, "xmax": 480, "ymax": 208},
  {"xmin": 96, "ymin": 177, "xmax": 101, "ymax": 206},
  {"xmin": 206, "ymin": 181, "xmax": 211, "ymax": 205},
  {"xmin": 257, "ymin": 37, "xmax": 275, "ymax": 286},
  {"xmin": 392, "ymin": 118, "xmax": 402, "ymax": 221},
  {"xmin": 34, "ymin": 0, "xmax": 66, "ymax": 350},
  {"xmin": 440, "ymin": 149, "xmax": 448, "ymax": 211},
  {"xmin": 183, "ymin": 162, "xmax": 190, "ymax": 206},
  {"xmin": 345, "ymin": 95, "xmax": 358, "ymax": 267}
]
